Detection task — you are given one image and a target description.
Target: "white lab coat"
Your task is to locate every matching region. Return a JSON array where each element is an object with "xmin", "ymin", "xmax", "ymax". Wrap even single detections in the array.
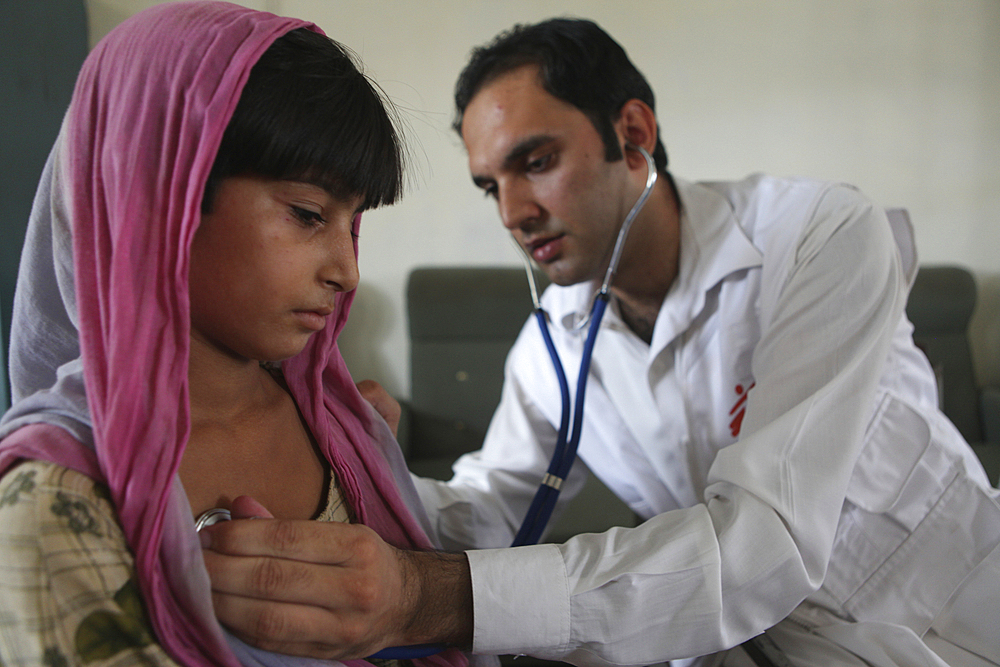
[{"xmin": 413, "ymin": 175, "xmax": 1000, "ymax": 667}]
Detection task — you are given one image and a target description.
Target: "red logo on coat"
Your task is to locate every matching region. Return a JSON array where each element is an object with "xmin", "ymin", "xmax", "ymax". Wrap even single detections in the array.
[{"xmin": 729, "ymin": 382, "xmax": 755, "ymax": 437}]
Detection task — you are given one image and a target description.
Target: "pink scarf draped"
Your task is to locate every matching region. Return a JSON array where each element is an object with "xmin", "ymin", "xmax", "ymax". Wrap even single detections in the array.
[{"xmin": 0, "ymin": 3, "xmax": 465, "ymax": 667}]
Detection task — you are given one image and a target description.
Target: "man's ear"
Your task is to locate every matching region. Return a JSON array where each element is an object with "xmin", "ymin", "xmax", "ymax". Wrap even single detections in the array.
[{"xmin": 616, "ymin": 99, "xmax": 658, "ymax": 169}]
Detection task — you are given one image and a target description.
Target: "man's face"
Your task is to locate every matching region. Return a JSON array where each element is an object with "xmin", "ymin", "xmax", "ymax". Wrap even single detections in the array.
[{"xmin": 461, "ymin": 65, "xmax": 633, "ymax": 287}]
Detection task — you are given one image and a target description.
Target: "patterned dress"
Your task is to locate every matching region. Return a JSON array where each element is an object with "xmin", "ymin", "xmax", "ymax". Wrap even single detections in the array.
[{"xmin": 0, "ymin": 460, "xmax": 356, "ymax": 666}]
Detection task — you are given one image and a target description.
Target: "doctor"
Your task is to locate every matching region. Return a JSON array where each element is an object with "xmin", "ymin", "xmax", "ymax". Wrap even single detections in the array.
[{"xmin": 203, "ymin": 18, "xmax": 1000, "ymax": 666}]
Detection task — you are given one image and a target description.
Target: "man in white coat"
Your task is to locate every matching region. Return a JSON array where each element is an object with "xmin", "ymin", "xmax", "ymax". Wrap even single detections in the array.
[{"xmin": 203, "ymin": 17, "xmax": 999, "ymax": 667}]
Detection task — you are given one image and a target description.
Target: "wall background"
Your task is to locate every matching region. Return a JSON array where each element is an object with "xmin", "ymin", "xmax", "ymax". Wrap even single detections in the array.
[
  {"xmin": 85, "ymin": 0, "xmax": 1000, "ymax": 398},
  {"xmin": 0, "ymin": 2, "xmax": 88, "ymax": 405}
]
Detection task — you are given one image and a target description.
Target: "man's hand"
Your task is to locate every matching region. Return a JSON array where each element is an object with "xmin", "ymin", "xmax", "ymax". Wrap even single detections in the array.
[
  {"xmin": 201, "ymin": 513, "xmax": 472, "ymax": 660},
  {"xmin": 356, "ymin": 379, "xmax": 401, "ymax": 438}
]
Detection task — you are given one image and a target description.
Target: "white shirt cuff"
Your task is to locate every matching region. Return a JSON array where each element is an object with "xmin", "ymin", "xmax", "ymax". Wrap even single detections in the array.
[{"xmin": 466, "ymin": 543, "xmax": 570, "ymax": 656}]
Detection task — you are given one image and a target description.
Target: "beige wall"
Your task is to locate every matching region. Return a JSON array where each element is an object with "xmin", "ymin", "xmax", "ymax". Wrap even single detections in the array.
[{"xmin": 87, "ymin": 0, "xmax": 1000, "ymax": 396}]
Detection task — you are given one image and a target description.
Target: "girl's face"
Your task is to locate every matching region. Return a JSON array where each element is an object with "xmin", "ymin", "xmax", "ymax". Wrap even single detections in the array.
[{"xmin": 189, "ymin": 176, "xmax": 362, "ymax": 363}]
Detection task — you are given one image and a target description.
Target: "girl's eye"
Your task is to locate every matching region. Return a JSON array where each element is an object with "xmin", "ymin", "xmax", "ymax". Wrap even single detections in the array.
[
  {"xmin": 482, "ymin": 184, "xmax": 498, "ymax": 200},
  {"xmin": 291, "ymin": 206, "xmax": 326, "ymax": 227}
]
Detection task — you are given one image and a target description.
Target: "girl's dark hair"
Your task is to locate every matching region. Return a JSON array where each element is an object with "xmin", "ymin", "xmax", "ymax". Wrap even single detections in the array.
[
  {"xmin": 203, "ymin": 28, "xmax": 404, "ymax": 213},
  {"xmin": 453, "ymin": 18, "xmax": 667, "ymax": 173}
]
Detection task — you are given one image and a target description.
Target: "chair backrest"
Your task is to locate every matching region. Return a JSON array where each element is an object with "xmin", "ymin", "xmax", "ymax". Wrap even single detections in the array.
[
  {"xmin": 905, "ymin": 265, "xmax": 982, "ymax": 442},
  {"xmin": 406, "ymin": 266, "xmax": 547, "ymax": 476}
]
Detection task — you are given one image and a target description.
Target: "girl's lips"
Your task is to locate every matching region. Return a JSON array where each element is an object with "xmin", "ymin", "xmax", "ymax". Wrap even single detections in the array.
[
  {"xmin": 529, "ymin": 235, "xmax": 564, "ymax": 263},
  {"xmin": 294, "ymin": 311, "xmax": 328, "ymax": 331}
]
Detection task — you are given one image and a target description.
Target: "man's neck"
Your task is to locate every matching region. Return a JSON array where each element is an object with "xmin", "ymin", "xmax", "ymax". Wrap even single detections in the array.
[
  {"xmin": 608, "ymin": 172, "xmax": 681, "ymax": 344},
  {"xmin": 616, "ymin": 297, "xmax": 659, "ymax": 345}
]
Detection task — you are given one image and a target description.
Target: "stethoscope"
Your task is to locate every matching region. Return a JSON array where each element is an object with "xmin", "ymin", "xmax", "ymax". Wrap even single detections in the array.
[
  {"xmin": 195, "ymin": 144, "xmax": 658, "ymax": 661},
  {"xmin": 509, "ymin": 143, "xmax": 657, "ymax": 547}
]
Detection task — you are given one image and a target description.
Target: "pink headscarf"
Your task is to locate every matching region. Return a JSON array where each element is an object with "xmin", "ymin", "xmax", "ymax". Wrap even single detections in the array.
[{"xmin": 0, "ymin": 3, "xmax": 465, "ymax": 667}]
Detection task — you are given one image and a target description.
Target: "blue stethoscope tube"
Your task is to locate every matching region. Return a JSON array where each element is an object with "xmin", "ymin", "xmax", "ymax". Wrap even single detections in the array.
[
  {"xmin": 372, "ymin": 145, "xmax": 657, "ymax": 661},
  {"xmin": 511, "ymin": 296, "xmax": 607, "ymax": 546},
  {"xmin": 511, "ymin": 143, "xmax": 656, "ymax": 546}
]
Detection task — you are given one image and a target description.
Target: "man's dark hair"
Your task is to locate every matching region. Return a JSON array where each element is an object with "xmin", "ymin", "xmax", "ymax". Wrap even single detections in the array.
[
  {"xmin": 203, "ymin": 28, "xmax": 404, "ymax": 213},
  {"xmin": 453, "ymin": 18, "xmax": 667, "ymax": 173}
]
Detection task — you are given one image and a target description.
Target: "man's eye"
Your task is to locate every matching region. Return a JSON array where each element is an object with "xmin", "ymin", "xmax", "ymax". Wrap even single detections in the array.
[
  {"xmin": 526, "ymin": 154, "xmax": 551, "ymax": 172},
  {"xmin": 291, "ymin": 207, "xmax": 325, "ymax": 227},
  {"xmin": 482, "ymin": 185, "xmax": 498, "ymax": 200}
]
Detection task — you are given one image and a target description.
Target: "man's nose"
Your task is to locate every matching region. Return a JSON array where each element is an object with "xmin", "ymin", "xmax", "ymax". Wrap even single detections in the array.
[{"xmin": 497, "ymin": 181, "xmax": 540, "ymax": 232}]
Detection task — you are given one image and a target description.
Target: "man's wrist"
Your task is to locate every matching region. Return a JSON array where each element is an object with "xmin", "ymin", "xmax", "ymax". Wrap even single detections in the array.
[{"xmin": 397, "ymin": 549, "xmax": 474, "ymax": 648}]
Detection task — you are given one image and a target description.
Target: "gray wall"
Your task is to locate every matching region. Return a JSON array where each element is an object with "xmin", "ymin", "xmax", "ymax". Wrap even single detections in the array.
[{"xmin": 0, "ymin": 0, "xmax": 88, "ymax": 405}]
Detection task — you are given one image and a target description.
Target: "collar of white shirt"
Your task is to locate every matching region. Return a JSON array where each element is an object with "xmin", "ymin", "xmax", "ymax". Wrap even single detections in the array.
[{"xmin": 546, "ymin": 177, "xmax": 763, "ymax": 353}]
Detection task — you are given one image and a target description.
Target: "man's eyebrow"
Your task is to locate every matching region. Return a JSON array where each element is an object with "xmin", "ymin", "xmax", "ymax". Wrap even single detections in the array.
[
  {"xmin": 502, "ymin": 135, "xmax": 556, "ymax": 170},
  {"xmin": 471, "ymin": 135, "xmax": 557, "ymax": 189}
]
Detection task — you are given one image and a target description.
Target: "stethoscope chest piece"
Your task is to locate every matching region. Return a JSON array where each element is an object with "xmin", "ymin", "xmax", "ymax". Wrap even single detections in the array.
[{"xmin": 194, "ymin": 507, "xmax": 231, "ymax": 532}]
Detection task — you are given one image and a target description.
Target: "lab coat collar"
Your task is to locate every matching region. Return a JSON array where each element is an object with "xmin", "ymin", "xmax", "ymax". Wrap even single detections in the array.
[
  {"xmin": 548, "ymin": 176, "xmax": 763, "ymax": 352},
  {"xmin": 646, "ymin": 177, "xmax": 763, "ymax": 353}
]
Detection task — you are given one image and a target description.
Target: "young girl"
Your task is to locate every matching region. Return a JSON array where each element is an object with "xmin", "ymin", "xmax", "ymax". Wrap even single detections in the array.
[{"xmin": 0, "ymin": 4, "xmax": 462, "ymax": 667}]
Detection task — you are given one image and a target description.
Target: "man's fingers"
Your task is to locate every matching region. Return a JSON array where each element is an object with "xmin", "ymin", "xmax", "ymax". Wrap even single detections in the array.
[
  {"xmin": 200, "ymin": 519, "xmax": 417, "ymax": 655},
  {"xmin": 202, "ymin": 524, "xmax": 399, "ymax": 617},
  {"xmin": 203, "ymin": 517, "xmax": 363, "ymax": 564},
  {"xmin": 203, "ymin": 549, "xmax": 353, "ymax": 607},
  {"xmin": 356, "ymin": 379, "xmax": 401, "ymax": 437},
  {"xmin": 211, "ymin": 592, "xmax": 375, "ymax": 660},
  {"xmin": 229, "ymin": 495, "xmax": 274, "ymax": 520}
]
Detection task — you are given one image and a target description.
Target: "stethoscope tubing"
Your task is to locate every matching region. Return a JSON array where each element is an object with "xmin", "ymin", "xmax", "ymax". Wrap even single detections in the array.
[
  {"xmin": 512, "ymin": 294, "xmax": 607, "ymax": 546},
  {"xmin": 511, "ymin": 308, "xmax": 571, "ymax": 545}
]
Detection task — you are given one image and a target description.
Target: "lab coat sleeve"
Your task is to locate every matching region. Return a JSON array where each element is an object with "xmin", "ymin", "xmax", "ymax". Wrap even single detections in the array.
[
  {"xmin": 411, "ymin": 320, "xmax": 592, "ymax": 552},
  {"xmin": 463, "ymin": 186, "xmax": 909, "ymax": 666}
]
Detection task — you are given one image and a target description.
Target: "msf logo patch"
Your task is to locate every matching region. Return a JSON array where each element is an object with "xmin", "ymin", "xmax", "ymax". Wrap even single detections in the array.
[{"xmin": 729, "ymin": 382, "xmax": 755, "ymax": 437}]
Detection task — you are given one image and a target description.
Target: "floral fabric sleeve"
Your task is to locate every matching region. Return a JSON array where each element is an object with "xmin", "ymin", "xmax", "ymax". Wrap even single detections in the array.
[{"xmin": 0, "ymin": 459, "xmax": 181, "ymax": 666}]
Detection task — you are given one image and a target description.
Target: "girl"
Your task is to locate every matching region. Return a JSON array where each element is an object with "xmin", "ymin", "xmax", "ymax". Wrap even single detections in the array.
[{"xmin": 0, "ymin": 4, "xmax": 462, "ymax": 667}]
